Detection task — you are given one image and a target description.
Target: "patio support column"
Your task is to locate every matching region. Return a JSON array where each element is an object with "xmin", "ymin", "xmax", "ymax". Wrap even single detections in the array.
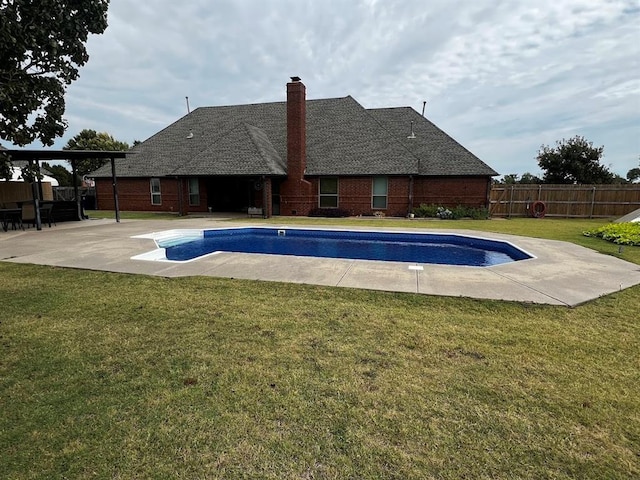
[
  {"xmin": 111, "ymin": 157, "xmax": 120, "ymax": 223},
  {"xmin": 30, "ymin": 159, "xmax": 42, "ymax": 230},
  {"xmin": 72, "ymin": 160, "xmax": 82, "ymax": 220}
]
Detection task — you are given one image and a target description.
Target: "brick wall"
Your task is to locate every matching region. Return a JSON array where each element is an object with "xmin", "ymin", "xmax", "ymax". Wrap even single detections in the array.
[
  {"xmin": 279, "ymin": 177, "xmax": 314, "ymax": 216},
  {"xmin": 326, "ymin": 177, "xmax": 411, "ymax": 217},
  {"xmin": 280, "ymin": 176, "xmax": 411, "ymax": 217},
  {"xmin": 96, "ymin": 177, "xmax": 194, "ymax": 212},
  {"xmin": 281, "ymin": 176, "xmax": 489, "ymax": 217},
  {"xmin": 96, "ymin": 175, "xmax": 491, "ymax": 215},
  {"xmin": 413, "ymin": 177, "xmax": 490, "ymax": 208}
]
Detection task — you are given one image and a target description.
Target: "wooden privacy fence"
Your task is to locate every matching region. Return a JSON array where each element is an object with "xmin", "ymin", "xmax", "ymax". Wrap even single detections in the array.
[
  {"xmin": 490, "ymin": 184, "xmax": 640, "ymax": 218},
  {"xmin": 0, "ymin": 181, "xmax": 54, "ymax": 205}
]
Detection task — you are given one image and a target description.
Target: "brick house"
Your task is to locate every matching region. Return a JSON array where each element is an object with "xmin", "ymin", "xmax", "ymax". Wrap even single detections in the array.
[{"xmin": 91, "ymin": 78, "xmax": 497, "ymax": 217}]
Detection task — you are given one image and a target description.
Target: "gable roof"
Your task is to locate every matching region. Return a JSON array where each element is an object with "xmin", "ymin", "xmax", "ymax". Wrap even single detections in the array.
[
  {"xmin": 368, "ymin": 107, "xmax": 497, "ymax": 176},
  {"xmin": 91, "ymin": 95, "xmax": 497, "ymax": 178},
  {"xmin": 175, "ymin": 122, "xmax": 285, "ymax": 176}
]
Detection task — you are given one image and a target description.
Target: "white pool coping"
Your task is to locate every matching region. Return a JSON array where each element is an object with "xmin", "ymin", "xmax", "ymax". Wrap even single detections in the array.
[{"xmin": 130, "ymin": 226, "xmax": 537, "ymax": 266}]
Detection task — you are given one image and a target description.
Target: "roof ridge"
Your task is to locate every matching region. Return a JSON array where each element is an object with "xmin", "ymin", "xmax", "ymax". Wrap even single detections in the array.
[
  {"xmin": 243, "ymin": 123, "xmax": 285, "ymax": 174},
  {"xmin": 360, "ymin": 105, "xmax": 422, "ymax": 174},
  {"xmin": 191, "ymin": 95, "xmax": 354, "ymax": 111}
]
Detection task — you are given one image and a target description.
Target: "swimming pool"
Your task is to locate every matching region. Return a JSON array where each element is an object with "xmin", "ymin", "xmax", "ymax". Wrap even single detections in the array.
[{"xmin": 133, "ymin": 227, "xmax": 533, "ymax": 267}]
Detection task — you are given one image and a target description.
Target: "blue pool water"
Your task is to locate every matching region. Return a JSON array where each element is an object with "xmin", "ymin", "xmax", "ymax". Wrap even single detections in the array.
[{"xmin": 158, "ymin": 228, "xmax": 532, "ymax": 266}]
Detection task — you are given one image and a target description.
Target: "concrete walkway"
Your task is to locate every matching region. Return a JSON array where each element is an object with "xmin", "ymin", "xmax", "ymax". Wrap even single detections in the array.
[{"xmin": 2, "ymin": 217, "xmax": 639, "ymax": 306}]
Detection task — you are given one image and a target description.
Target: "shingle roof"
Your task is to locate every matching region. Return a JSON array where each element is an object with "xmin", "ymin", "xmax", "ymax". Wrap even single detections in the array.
[
  {"xmin": 174, "ymin": 122, "xmax": 285, "ymax": 176},
  {"xmin": 367, "ymin": 107, "xmax": 497, "ymax": 176},
  {"xmin": 91, "ymin": 95, "xmax": 496, "ymax": 178},
  {"xmin": 7, "ymin": 160, "xmax": 56, "ymax": 177}
]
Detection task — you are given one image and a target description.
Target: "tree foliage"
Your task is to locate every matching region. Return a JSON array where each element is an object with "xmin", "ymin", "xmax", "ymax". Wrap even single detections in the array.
[
  {"xmin": 494, "ymin": 172, "xmax": 542, "ymax": 185},
  {"xmin": 42, "ymin": 161, "xmax": 73, "ymax": 186},
  {"xmin": 64, "ymin": 129, "xmax": 129, "ymax": 177},
  {"xmin": 627, "ymin": 158, "xmax": 640, "ymax": 183},
  {"xmin": 0, "ymin": 0, "xmax": 109, "ymax": 146},
  {"xmin": 0, "ymin": 0, "xmax": 109, "ymax": 179},
  {"xmin": 536, "ymin": 136, "xmax": 614, "ymax": 184}
]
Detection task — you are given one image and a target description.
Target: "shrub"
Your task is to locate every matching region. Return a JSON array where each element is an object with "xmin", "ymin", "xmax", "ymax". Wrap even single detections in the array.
[
  {"xmin": 451, "ymin": 205, "xmax": 489, "ymax": 220},
  {"xmin": 436, "ymin": 207, "xmax": 454, "ymax": 219},
  {"xmin": 583, "ymin": 222, "xmax": 640, "ymax": 246},
  {"xmin": 412, "ymin": 204, "xmax": 489, "ymax": 220},
  {"xmin": 412, "ymin": 204, "xmax": 440, "ymax": 218}
]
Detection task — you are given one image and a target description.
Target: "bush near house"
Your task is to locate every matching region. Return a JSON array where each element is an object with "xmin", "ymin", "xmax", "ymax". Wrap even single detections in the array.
[
  {"xmin": 412, "ymin": 204, "xmax": 489, "ymax": 220},
  {"xmin": 584, "ymin": 222, "xmax": 640, "ymax": 246}
]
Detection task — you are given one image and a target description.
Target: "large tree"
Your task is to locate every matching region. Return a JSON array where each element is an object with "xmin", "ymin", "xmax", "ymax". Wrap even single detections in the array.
[
  {"xmin": 42, "ymin": 161, "xmax": 73, "ymax": 186},
  {"xmin": 494, "ymin": 172, "xmax": 542, "ymax": 185},
  {"xmin": 536, "ymin": 136, "xmax": 614, "ymax": 184},
  {"xmin": 0, "ymin": 0, "xmax": 110, "ymax": 177},
  {"xmin": 64, "ymin": 129, "xmax": 129, "ymax": 177},
  {"xmin": 627, "ymin": 157, "xmax": 640, "ymax": 183}
]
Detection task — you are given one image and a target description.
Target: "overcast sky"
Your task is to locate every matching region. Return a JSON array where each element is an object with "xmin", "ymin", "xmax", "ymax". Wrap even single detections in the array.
[{"xmin": 18, "ymin": 0, "xmax": 640, "ymax": 177}]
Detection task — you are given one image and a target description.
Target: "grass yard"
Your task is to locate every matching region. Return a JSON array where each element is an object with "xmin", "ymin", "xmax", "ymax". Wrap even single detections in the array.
[{"xmin": 1, "ymin": 218, "xmax": 639, "ymax": 479}]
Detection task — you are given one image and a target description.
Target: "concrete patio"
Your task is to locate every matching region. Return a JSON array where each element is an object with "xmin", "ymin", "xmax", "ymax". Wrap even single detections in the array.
[{"xmin": 1, "ymin": 217, "xmax": 639, "ymax": 306}]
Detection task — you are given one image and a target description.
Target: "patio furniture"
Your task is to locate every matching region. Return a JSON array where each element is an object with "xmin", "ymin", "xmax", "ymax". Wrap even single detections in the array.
[
  {"xmin": 20, "ymin": 201, "xmax": 56, "ymax": 228},
  {"xmin": 0, "ymin": 207, "xmax": 23, "ymax": 231}
]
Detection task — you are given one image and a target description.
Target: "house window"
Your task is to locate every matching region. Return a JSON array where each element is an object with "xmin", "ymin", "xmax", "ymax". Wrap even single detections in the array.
[
  {"xmin": 188, "ymin": 178, "xmax": 200, "ymax": 206},
  {"xmin": 150, "ymin": 178, "xmax": 161, "ymax": 205},
  {"xmin": 319, "ymin": 177, "xmax": 338, "ymax": 208},
  {"xmin": 372, "ymin": 176, "xmax": 388, "ymax": 209}
]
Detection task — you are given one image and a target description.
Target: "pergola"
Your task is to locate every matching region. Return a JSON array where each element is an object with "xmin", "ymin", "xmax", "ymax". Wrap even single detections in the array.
[{"xmin": 2, "ymin": 149, "xmax": 128, "ymax": 230}]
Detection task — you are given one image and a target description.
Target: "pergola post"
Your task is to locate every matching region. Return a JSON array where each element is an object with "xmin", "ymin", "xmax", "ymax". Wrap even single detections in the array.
[
  {"xmin": 29, "ymin": 159, "xmax": 43, "ymax": 231},
  {"xmin": 72, "ymin": 160, "xmax": 82, "ymax": 221}
]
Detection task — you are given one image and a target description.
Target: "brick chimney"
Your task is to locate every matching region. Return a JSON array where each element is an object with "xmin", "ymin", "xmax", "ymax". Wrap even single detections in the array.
[{"xmin": 287, "ymin": 76, "xmax": 306, "ymax": 181}]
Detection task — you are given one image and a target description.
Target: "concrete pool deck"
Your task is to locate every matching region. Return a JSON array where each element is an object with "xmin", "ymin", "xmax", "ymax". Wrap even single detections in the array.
[{"xmin": 2, "ymin": 217, "xmax": 640, "ymax": 306}]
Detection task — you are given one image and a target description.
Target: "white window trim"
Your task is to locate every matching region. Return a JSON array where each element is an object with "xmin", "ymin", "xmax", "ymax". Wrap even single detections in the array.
[
  {"xmin": 319, "ymin": 177, "xmax": 339, "ymax": 208},
  {"xmin": 188, "ymin": 178, "xmax": 200, "ymax": 206},
  {"xmin": 150, "ymin": 178, "xmax": 161, "ymax": 205},
  {"xmin": 372, "ymin": 176, "xmax": 388, "ymax": 209}
]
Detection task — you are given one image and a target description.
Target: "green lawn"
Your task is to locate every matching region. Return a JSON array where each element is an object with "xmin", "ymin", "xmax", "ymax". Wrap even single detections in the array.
[{"xmin": 1, "ymin": 218, "xmax": 639, "ymax": 479}]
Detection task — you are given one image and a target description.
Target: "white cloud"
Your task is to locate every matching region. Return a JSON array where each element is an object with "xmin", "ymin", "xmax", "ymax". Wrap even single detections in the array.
[{"xmin": 13, "ymin": 0, "xmax": 639, "ymax": 176}]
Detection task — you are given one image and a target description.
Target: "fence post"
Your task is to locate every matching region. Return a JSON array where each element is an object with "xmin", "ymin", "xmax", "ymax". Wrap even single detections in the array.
[
  {"xmin": 590, "ymin": 186, "xmax": 596, "ymax": 218},
  {"xmin": 508, "ymin": 185, "xmax": 514, "ymax": 218}
]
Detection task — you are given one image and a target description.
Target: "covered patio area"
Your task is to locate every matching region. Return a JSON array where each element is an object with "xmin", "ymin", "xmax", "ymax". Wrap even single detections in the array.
[{"xmin": 0, "ymin": 149, "xmax": 128, "ymax": 230}]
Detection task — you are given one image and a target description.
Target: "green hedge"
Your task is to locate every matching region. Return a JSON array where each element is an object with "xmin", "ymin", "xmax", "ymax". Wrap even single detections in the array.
[{"xmin": 583, "ymin": 222, "xmax": 640, "ymax": 246}]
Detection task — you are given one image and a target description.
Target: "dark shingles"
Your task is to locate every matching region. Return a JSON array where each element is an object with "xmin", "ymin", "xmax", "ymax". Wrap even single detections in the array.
[
  {"xmin": 91, "ymin": 95, "xmax": 495, "ymax": 178},
  {"xmin": 368, "ymin": 107, "xmax": 498, "ymax": 176},
  {"xmin": 172, "ymin": 123, "xmax": 285, "ymax": 176},
  {"xmin": 306, "ymin": 97, "xmax": 419, "ymax": 175}
]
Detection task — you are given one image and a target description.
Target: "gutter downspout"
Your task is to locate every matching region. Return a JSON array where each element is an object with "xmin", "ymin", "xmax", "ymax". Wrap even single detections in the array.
[
  {"xmin": 408, "ymin": 175, "xmax": 414, "ymax": 215},
  {"xmin": 262, "ymin": 175, "xmax": 268, "ymax": 218}
]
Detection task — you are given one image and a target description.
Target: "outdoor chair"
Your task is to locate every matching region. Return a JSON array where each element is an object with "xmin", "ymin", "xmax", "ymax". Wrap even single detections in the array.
[
  {"xmin": 39, "ymin": 203, "xmax": 55, "ymax": 228},
  {"xmin": 21, "ymin": 202, "xmax": 55, "ymax": 228},
  {"xmin": 1, "ymin": 202, "xmax": 24, "ymax": 231}
]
